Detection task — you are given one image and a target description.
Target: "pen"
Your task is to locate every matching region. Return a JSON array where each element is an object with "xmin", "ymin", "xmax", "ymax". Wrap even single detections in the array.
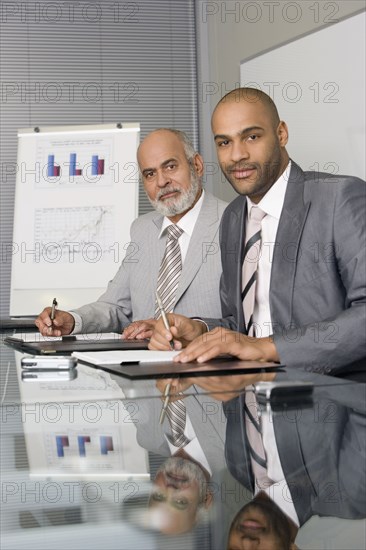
[
  {"xmin": 50, "ymin": 298, "xmax": 58, "ymax": 323},
  {"xmin": 155, "ymin": 291, "xmax": 174, "ymax": 350},
  {"xmin": 159, "ymin": 382, "xmax": 172, "ymax": 424}
]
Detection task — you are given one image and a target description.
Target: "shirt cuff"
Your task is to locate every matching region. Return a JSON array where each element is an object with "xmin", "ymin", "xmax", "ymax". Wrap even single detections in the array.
[
  {"xmin": 69, "ymin": 311, "xmax": 82, "ymax": 334},
  {"xmin": 191, "ymin": 317, "xmax": 209, "ymax": 333}
]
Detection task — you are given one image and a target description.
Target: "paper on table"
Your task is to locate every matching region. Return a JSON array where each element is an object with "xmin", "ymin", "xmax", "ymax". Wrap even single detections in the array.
[
  {"xmin": 10, "ymin": 331, "xmax": 121, "ymax": 343},
  {"xmin": 72, "ymin": 350, "xmax": 180, "ymax": 365}
]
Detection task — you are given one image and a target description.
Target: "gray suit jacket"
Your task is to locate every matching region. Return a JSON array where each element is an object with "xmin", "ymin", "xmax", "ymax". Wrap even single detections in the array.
[
  {"xmin": 205, "ymin": 162, "xmax": 366, "ymax": 375},
  {"xmin": 73, "ymin": 191, "xmax": 227, "ymax": 332},
  {"xmin": 224, "ymin": 371, "xmax": 366, "ymax": 525}
]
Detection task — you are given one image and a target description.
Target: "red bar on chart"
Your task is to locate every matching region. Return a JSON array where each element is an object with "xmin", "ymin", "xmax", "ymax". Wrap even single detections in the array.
[{"xmin": 97, "ymin": 158, "xmax": 105, "ymax": 176}]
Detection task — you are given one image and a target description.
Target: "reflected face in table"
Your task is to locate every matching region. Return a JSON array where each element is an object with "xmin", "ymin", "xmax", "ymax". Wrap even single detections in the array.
[
  {"xmin": 227, "ymin": 498, "xmax": 296, "ymax": 550},
  {"xmin": 148, "ymin": 456, "xmax": 210, "ymax": 534}
]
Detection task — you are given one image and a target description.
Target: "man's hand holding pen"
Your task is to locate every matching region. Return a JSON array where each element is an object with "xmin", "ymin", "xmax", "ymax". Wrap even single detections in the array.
[
  {"xmin": 148, "ymin": 313, "xmax": 207, "ymax": 351},
  {"xmin": 35, "ymin": 304, "xmax": 75, "ymax": 337}
]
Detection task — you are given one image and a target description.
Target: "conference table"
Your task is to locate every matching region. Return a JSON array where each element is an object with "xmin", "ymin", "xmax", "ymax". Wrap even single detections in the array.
[{"xmin": 1, "ymin": 332, "xmax": 365, "ymax": 550}]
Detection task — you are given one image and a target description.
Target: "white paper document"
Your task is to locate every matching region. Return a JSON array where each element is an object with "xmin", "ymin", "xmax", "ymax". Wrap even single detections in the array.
[{"xmin": 72, "ymin": 350, "xmax": 179, "ymax": 365}]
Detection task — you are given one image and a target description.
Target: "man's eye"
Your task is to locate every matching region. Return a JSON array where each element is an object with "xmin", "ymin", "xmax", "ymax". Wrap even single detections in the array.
[
  {"xmin": 166, "ymin": 164, "xmax": 176, "ymax": 170},
  {"xmin": 173, "ymin": 498, "xmax": 188, "ymax": 510},
  {"xmin": 217, "ymin": 140, "xmax": 229, "ymax": 147},
  {"xmin": 145, "ymin": 171, "xmax": 154, "ymax": 178},
  {"xmin": 247, "ymin": 134, "xmax": 258, "ymax": 141},
  {"xmin": 151, "ymin": 492, "xmax": 165, "ymax": 502}
]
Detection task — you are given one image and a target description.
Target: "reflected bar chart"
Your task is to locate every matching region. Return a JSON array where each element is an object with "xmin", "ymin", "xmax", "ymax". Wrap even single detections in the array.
[
  {"xmin": 56, "ymin": 435, "xmax": 70, "ymax": 457},
  {"xmin": 55, "ymin": 435, "xmax": 115, "ymax": 458},
  {"xmin": 77, "ymin": 435, "xmax": 91, "ymax": 457},
  {"xmin": 100, "ymin": 436, "xmax": 114, "ymax": 455}
]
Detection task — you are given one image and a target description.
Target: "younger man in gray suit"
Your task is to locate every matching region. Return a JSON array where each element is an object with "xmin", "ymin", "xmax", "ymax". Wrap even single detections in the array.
[
  {"xmin": 36, "ymin": 128, "xmax": 227, "ymax": 336},
  {"xmin": 150, "ymin": 88, "xmax": 365, "ymax": 377}
]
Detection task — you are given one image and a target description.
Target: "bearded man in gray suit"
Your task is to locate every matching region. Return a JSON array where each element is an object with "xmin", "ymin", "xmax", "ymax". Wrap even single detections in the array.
[
  {"xmin": 36, "ymin": 128, "xmax": 227, "ymax": 337},
  {"xmin": 150, "ymin": 88, "xmax": 365, "ymax": 377},
  {"xmin": 35, "ymin": 129, "xmax": 231, "ymax": 487}
]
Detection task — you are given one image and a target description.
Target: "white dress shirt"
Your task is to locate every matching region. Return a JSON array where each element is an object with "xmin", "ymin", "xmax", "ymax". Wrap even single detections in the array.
[
  {"xmin": 246, "ymin": 162, "xmax": 300, "ymax": 526},
  {"xmin": 247, "ymin": 164, "xmax": 290, "ymax": 338}
]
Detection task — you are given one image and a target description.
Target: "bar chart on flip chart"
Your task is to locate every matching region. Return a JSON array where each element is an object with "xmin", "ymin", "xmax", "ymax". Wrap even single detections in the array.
[{"xmin": 11, "ymin": 123, "xmax": 140, "ymax": 315}]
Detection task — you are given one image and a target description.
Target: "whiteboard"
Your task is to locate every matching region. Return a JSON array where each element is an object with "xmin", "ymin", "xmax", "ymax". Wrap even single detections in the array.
[
  {"xmin": 240, "ymin": 12, "xmax": 365, "ymax": 180},
  {"xmin": 10, "ymin": 123, "xmax": 140, "ymax": 315}
]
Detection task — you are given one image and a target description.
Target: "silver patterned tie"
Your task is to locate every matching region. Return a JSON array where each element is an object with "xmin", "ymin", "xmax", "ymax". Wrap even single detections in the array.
[
  {"xmin": 165, "ymin": 394, "xmax": 190, "ymax": 447},
  {"xmin": 155, "ymin": 224, "xmax": 184, "ymax": 318},
  {"xmin": 155, "ymin": 225, "xmax": 189, "ymax": 446},
  {"xmin": 241, "ymin": 206, "xmax": 266, "ymax": 336},
  {"xmin": 242, "ymin": 206, "xmax": 272, "ymax": 489}
]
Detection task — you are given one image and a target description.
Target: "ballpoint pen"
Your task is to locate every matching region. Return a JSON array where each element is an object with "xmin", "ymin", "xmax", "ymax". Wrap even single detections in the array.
[
  {"xmin": 159, "ymin": 381, "xmax": 172, "ymax": 425},
  {"xmin": 155, "ymin": 291, "xmax": 174, "ymax": 350},
  {"xmin": 50, "ymin": 298, "xmax": 58, "ymax": 323}
]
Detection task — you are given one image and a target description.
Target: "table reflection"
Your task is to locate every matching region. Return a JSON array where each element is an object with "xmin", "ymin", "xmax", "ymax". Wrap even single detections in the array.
[{"xmin": 1, "ymin": 340, "xmax": 365, "ymax": 549}]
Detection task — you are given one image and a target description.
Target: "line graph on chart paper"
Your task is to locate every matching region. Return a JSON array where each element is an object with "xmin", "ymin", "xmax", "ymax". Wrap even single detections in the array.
[{"xmin": 34, "ymin": 206, "xmax": 115, "ymax": 263}]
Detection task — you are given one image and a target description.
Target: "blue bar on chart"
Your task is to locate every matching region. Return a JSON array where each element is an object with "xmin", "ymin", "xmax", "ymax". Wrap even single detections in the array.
[
  {"xmin": 77, "ymin": 435, "xmax": 91, "ymax": 457},
  {"xmin": 56, "ymin": 435, "xmax": 70, "ymax": 457},
  {"xmin": 100, "ymin": 435, "xmax": 114, "ymax": 455},
  {"xmin": 92, "ymin": 155, "xmax": 99, "ymax": 176},
  {"xmin": 91, "ymin": 155, "xmax": 105, "ymax": 176},
  {"xmin": 47, "ymin": 154, "xmax": 55, "ymax": 177},
  {"xmin": 69, "ymin": 153, "xmax": 77, "ymax": 176}
]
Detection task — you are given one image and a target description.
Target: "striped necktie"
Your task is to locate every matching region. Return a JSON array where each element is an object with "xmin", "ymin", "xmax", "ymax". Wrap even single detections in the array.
[
  {"xmin": 242, "ymin": 206, "xmax": 272, "ymax": 490},
  {"xmin": 155, "ymin": 225, "xmax": 189, "ymax": 447},
  {"xmin": 155, "ymin": 224, "xmax": 183, "ymax": 318},
  {"xmin": 241, "ymin": 206, "xmax": 266, "ymax": 336},
  {"xmin": 165, "ymin": 395, "xmax": 190, "ymax": 447},
  {"xmin": 244, "ymin": 389, "xmax": 272, "ymax": 490}
]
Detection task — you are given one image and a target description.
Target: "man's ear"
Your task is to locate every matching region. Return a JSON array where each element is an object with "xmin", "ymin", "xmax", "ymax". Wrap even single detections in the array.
[
  {"xmin": 203, "ymin": 488, "xmax": 214, "ymax": 509},
  {"xmin": 277, "ymin": 121, "xmax": 289, "ymax": 147},
  {"xmin": 193, "ymin": 153, "xmax": 204, "ymax": 177}
]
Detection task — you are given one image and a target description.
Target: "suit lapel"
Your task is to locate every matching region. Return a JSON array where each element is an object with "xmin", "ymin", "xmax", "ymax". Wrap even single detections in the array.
[
  {"xmin": 149, "ymin": 214, "xmax": 165, "ymax": 306},
  {"xmin": 270, "ymin": 162, "xmax": 311, "ymax": 326},
  {"xmin": 193, "ymin": 392, "xmax": 226, "ymax": 444},
  {"xmin": 226, "ymin": 196, "xmax": 247, "ymax": 332}
]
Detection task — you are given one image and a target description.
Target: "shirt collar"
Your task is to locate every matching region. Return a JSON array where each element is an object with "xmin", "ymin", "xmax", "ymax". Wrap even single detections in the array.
[
  {"xmin": 159, "ymin": 189, "xmax": 205, "ymax": 238},
  {"xmin": 246, "ymin": 161, "xmax": 291, "ymax": 220}
]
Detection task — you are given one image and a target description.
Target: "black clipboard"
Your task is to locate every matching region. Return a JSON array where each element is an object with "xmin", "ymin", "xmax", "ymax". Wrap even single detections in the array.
[
  {"xmin": 76, "ymin": 357, "xmax": 284, "ymax": 379},
  {"xmin": 4, "ymin": 336, "xmax": 148, "ymax": 355},
  {"xmin": 0, "ymin": 317, "xmax": 37, "ymax": 330}
]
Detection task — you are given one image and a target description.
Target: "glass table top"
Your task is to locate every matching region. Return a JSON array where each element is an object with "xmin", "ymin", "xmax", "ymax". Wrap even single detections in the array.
[{"xmin": 1, "ymin": 334, "xmax": 365, "ymax": 549}]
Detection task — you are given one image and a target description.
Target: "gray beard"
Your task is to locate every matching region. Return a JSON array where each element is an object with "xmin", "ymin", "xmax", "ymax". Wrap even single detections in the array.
[{"xmin": 148, "ymin": 174, "xmax": 201, "ymax": 218}]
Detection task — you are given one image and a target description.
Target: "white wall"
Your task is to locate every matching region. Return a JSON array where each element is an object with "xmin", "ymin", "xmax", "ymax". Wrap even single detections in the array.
[
  {"xmin": 196, "ymin": 0, "xmax": 366, "ymax": 201},
  {"xmin": 240, "ymin": 12, "xmax": 365, "ymax": 182}
]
